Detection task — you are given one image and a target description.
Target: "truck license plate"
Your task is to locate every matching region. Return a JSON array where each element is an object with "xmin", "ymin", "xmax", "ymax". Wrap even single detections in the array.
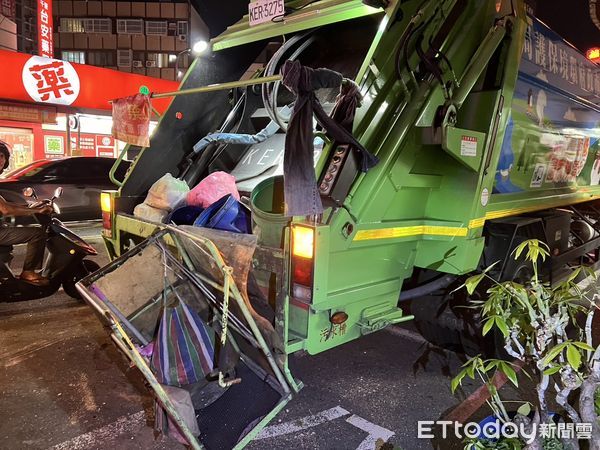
[{"xmin": 249, "ymin": 0, "xmax": 285, "ymax": 26}]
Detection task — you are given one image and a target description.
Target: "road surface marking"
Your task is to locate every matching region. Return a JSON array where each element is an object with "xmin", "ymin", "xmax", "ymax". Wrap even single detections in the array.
[
  {"xmin": 256, "ymin": 406, "xmax": 395, "ymax": 449},
  {"xmin": 255, "ymin": 406, "xmax": 350, "ymax": 439},
  {"xmin": 346, "ymin": 414, "xmax": 395, "ymax": 450},
  {"xmin": 48, "ymin": 410, "xmax": 145, "ymax": 450}
]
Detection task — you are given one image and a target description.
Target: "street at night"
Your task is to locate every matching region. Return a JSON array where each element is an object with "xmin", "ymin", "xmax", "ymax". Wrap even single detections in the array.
[{"xmin": 4, "ymin": 1, "xmax": 600, "ymax": 449}]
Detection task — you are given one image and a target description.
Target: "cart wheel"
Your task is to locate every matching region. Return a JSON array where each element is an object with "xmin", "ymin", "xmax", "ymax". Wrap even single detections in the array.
[{"xmin": 62, "ymin": 260, "xmax": 101, "ymax": 300}]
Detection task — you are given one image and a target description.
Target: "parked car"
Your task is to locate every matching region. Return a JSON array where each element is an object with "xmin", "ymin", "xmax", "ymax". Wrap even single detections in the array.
[{"xmin": 0, "ymin": 157, "xmax": 130, "ymax": 221}]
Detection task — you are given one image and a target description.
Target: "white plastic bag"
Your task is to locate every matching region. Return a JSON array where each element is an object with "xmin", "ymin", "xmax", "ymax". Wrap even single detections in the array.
[
  {"xmin": 133, "ymin": 202, "xmax": 169, "ymax": 223},
  {"xmin": 145, "ymin": 173, "xmax": 189, "ymax": 211}
]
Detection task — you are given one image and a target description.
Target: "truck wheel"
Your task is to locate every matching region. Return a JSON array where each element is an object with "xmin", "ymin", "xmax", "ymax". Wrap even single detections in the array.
[
  {"xmin": 412, "ymin": 293, "xmax": 486, "ymax": 357},
  {"xmin": 62, "ymin": 260, "xmax": 101, "ymax": 300}
]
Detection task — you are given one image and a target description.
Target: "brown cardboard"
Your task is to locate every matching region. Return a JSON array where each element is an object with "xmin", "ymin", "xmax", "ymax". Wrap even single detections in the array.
[
  {"xmin": 103, "ymin": 34, "xmax": 117, "ymax": 49},
  {"xmin": 72, "ymin": 1, "xmax": 86, "ymax": 16},
  {"xmin": 60, "ymin": 33, "xmax": 74, "ymax": 48},
  {"xmin": 118, "ymin": 35, "xmax": 132, "ymax": 49},
  {"xmin": 116, "ymin": 2, "xmax": 131, "ymax": 17},
  {"xmin": 131, "ymin": 2, "xmax": 145, "ymax": 17},
  {"xmin": 160, "ymin": 36, "xmax": 175, "ymax": 52},
  {"xmin": 87, "ymin": 1, "xmax": 102, "ymax": 16},
  {"xmin": 146, "ymin": 35, "xmax": 161, "ymax": 51},
  {"xmin": 102, "ymin": 1, "xmax": 116, "ymax": 17},
  {"xmin": 88, "ymin": 34, "xmax": 103, "ymax": 49},
  {"xmin": 175, "ymin": 3, "xmax": 188, "ymax": 19},
  {"xmin": 145, "ymin": 2, "xmax": 160, "ymax": 18},
  {"xmin": 160, "ymin": 3, "xmax": 174, "ymax": 19},
  {"xmin": 73, "ymin": 34, "xmax": 87, "ymax": 49},
  {"xmin": 131, "ymin": 35, "xmax": 145, "ymax": 50}
]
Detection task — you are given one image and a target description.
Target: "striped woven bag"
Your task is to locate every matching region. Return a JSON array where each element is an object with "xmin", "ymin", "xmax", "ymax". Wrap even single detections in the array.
[{"xmin": 150, "ymin": 297, "xmax": 216, "ymax": 386}]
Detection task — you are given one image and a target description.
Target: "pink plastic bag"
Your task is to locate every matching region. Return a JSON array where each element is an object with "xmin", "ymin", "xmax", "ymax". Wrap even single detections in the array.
[{"xmin": 186, "ymin": 171, "xmax": 240, "ymax": 208}]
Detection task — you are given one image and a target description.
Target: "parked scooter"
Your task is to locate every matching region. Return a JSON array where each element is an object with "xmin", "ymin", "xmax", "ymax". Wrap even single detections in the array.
[{"xmin": 0, "ymin": 187, "xmax": 100, "ymax": 302}]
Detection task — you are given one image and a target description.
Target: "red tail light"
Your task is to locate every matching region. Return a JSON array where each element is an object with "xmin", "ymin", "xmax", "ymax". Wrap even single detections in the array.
[{"xmin": 291, "ymin": 226, "xmax": 315, "ymax": 302}]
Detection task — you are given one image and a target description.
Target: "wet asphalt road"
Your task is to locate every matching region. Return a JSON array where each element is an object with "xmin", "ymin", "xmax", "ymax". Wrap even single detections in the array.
[{"xmin": 0, "ymin": 223, "xmax": 509, "ymax": 450}]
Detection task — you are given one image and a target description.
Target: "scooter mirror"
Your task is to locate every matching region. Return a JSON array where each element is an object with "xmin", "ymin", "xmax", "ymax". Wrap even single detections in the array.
[
  {"xmin": 22, "ymin": 187, "xmax": 35, "ymax": 198},
  {"xmin": 54, "ymin": 187, "xmax": 63, "ymax": 198}
]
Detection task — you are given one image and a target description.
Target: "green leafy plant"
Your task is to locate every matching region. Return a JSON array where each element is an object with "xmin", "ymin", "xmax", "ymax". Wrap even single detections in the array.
[{"xmin": 451, "ymin": 240, "xmax": 600, "ymax": 450}]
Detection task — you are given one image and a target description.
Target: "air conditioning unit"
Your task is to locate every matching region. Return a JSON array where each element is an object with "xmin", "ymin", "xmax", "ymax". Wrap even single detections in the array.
[
  {"xmin": 132, "ymin": 60, "xmax": 143, "ymax": 68},
  {"xmin": 177, "ymin": 34, "xmax": 187, "ymax": 42},
  {"xmin": 146, "ymin": 60, "xmax": 156, "ymax": 68}
]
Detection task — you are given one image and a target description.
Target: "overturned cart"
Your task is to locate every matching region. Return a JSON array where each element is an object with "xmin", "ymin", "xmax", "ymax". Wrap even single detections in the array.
[{"xmin": 76, "ymin": 226, "xmax": 298, "ymax": 449}]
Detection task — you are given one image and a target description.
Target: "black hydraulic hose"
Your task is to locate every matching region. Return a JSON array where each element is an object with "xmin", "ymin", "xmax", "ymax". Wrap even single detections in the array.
[
  {"xmin": 398, "ymin": 274, "xmax": 458, "ymax": 302},
  {"xmin": 269, "ymin": 35, "xmax": 317, "ymax": 131},
  {"xmin": 262, "ymin": 31, "xmax": 313, "ymax": 128}
]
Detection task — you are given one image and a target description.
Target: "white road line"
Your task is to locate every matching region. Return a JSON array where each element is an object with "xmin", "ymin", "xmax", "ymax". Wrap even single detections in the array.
[
  {"xmin": 255, "ymin": 406, "xmax": 350, "ymax": 439},
  {"xmin": 384, "ymin": 325, "xmax": 430, "ymax": 345},
  {"xmin": 345, "ymin": 414, "xmax": 395, "ymax": 450},
  {"xmin": 48, "ymin": 410, "xmax": 146, "ymax": 450}
]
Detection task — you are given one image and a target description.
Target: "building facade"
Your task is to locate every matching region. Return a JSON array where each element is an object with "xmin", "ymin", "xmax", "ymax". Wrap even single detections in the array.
[{"xmin": 53, "ymin": 1, "xmax": 208, "ymax": 81}]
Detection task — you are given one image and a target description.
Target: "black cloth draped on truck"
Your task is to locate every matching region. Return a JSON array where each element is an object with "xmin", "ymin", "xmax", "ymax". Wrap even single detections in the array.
[{"xmin": 280, "ymin": 60, "xmax": 379, "ymax": 217}]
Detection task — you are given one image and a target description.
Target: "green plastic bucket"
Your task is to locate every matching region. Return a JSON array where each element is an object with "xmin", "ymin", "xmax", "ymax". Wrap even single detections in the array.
[{"xmin": 250, "ymin": 176, "xmax": 289, "ymax": 248}]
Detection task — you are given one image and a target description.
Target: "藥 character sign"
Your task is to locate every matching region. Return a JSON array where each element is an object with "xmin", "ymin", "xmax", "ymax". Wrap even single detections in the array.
[{"xmin": 22, "ymin": 56, "xmax": 80, "ymax": 105}]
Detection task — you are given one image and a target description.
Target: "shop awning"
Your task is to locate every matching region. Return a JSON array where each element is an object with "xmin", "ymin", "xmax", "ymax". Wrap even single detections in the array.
[
  {"xmin": 210, "ymin": 0, "xmax": 382, "ymax": 51},
  {"xmin": 0, "ymin": 50, "xmax": 178, "ymax": 114}
]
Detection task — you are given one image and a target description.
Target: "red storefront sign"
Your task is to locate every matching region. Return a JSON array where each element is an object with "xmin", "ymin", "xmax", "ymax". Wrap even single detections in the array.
[
  {"xmin": 96, "ymin": 135, "xmax": 115, "ymax": 157},
  {"xmin": 37, "ymin": 0, "xmax": 53, "ymax": 58},
  {"xmin": 0, "ymin": 101, "xmax": 57, "ymax": 123},
  {"xmin": 111, "ymin": 94, "xmax": 151, "ymax": 147},
  {"xmin": 0, "ymin": 50, "xmax": 176, "ymax": 113}
]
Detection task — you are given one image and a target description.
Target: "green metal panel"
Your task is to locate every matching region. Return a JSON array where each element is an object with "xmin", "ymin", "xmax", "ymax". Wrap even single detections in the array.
[
  {"xmin": 211, "ymin": 0, "xmax": 382, "ymax": 51},
  {"xmin": 105, "ymin": 0, "xmax": 600, "ymax": 364}
]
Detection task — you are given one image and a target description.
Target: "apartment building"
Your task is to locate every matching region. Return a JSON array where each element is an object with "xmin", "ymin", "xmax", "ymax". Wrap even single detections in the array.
[{"xmin": 53, "ymin": 1, "xmax": 208, "ymax": 80}]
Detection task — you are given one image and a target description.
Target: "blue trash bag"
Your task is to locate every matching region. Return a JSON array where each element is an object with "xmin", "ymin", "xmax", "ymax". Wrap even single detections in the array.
[
  {"xmin": 193, "ymin": 194, "xmax": 251, "ymax": 234},
  {"xmin": 166, "ymin": 205, "xmax": 204, "ymax": 225}
]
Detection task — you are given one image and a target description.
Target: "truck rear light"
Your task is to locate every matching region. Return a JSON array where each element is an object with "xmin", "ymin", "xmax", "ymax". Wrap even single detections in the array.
[
  {"xmin": 292, "ymin": 226, "xmax": 314, "ymax": 259},
  {"xmin": 291, "ymin": 225, "xmax": 315, "ymax": 302},
  {"xmin": 292, "ymin": 256, "xmax": 313, "ymax": 286},
  {"xmin": 292, "ymin": 283, "xmax": 312, "ymax": 301},
  {"xmin": 100, "ymin": 192, "xmax": 112, "ymax": 213},
  {"xmin": 100, "ymin": 192, "xmax": 113, "ymax": 237}
]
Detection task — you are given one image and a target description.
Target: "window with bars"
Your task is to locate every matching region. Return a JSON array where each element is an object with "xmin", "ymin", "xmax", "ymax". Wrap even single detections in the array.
[
  {"xmin": 146, "ymin": 21, "xmax": 168, "ymax": 36},
  {"xmin": 60, "ymin": 18, "xmax": 111, "ymax": 33},
  {"xmin": 176, "ymin": 21, "xmax": 188, "ymax": 37},
  {"xmin": 117, "ymin": 19, "xmax": 144, "ymax": 35},
  {"xmin": 117, "ymin": 49, "xmax": 132, "ymax": 67},
  {"xmin": 61, "ymin": 51, "xmax": 85, "ymax": 64},
  {"xmin": 60, "ymin": 18, "xmax": 84, "ymax": 33},
  {"xmin": 84, "ymin": 18, "xmax": 111, "ymax": 33}
]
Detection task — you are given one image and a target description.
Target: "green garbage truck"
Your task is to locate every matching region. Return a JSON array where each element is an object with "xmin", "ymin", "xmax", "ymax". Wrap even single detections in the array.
[{"xmin": 79, "ymin": 0, "xmax": 600, "ymax": 447}]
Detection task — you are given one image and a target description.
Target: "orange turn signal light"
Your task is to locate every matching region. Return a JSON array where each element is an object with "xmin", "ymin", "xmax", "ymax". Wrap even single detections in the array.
[
  {"xmin": 330, "ymin": 312, "xmax": 348, "ymax": 325},
  {"xmin": 292, "ymin": 226, "xmax": 314, "ymax": 259}
]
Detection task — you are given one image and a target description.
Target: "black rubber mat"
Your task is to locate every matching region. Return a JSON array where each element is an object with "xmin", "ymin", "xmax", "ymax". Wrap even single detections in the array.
[{"xmin": 195, "ymin": 361, "xmax": 282, "ymax": 449}]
